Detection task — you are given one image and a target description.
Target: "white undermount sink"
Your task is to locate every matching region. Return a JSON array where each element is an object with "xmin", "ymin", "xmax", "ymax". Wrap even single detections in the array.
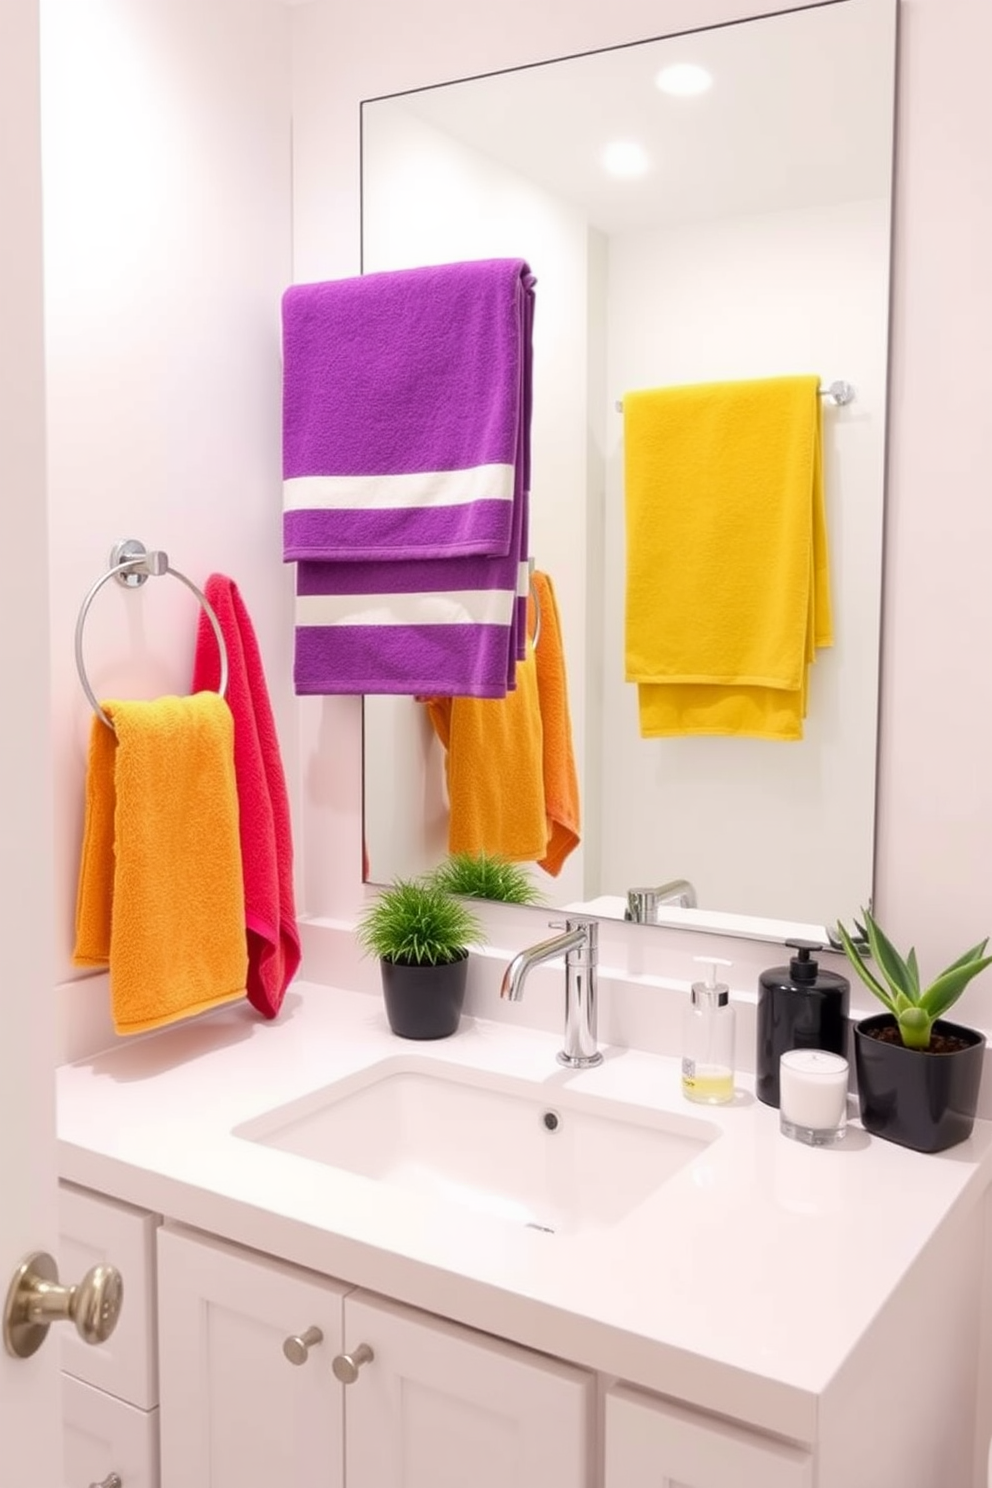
[{"xmin": 234, "ymin": 1057, "xmax": 717, "ymax": 1235}]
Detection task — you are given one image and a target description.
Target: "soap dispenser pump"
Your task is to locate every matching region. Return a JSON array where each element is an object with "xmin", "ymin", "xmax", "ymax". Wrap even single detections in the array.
[
  {"xmin": 682, "ymin": 957, "xmax": 735, "ymax": 1106},
  {"xmin": 756, "ymin": 939, "xmax": 850, "ymax": 1108}
]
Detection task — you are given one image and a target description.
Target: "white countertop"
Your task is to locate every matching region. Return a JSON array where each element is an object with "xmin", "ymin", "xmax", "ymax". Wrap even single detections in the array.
[{"xmin": 56, "ymin": 981, "xmax": 992, "ymax": 1440}]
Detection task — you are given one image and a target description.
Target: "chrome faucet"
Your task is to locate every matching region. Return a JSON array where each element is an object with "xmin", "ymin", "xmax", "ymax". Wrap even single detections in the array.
[
  {"xmin": 625, "ymin": 879, "xmax": 698, "ymax": 922},
  {"xmin": 500, "ymin": 917, "xmax": 601, "ymax": 1069}
]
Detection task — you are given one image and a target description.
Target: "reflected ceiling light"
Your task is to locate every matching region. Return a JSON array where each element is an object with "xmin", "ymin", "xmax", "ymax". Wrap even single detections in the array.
[
  {"xmin": 654, "ymin": 62, "xmax": 713, "ymax": 97},
  {"xmin": 600, "ymin": 140, "xmax": 651, "ymax": 179}
]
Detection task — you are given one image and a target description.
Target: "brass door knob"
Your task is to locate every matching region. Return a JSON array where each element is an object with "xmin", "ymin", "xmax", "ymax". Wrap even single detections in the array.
[
  {"xmin": 332, "ymin": 1342, "xmax": 374, "ymax": 1384},
  {"xmin": 283, "ymin": 1324, "xmax": 323, "ymax": 1365},
  {"xmin": 3, "ymin": 1251, "xmax": 123, "ymax": 1360}
]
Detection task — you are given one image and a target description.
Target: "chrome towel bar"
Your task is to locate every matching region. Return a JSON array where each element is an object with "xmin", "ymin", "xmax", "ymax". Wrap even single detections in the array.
[
  {"xmin": 615, "ymin": 379, "xmax": 856, "ymax": 413},
  {"xmin": 74, "ymin": 539, "xmax": 228, "ymax": 730}
]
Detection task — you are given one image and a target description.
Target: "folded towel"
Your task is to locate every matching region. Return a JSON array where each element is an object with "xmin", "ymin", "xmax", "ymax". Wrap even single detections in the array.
[
  {"xmin": 624, "ymin": 375, "xmax": 832, "ymax": 740},
  {"xmin": 530, "ymin": 572, "xmax": 580, "ymax": 877},
  {"xmin": 283, "ymin": 259, "xmax": 534, "ymax": 561},
  {"xmin": 282, "ymin": 259, "xmax": 535, "ymax": 697},
  {"xmin": 422, "ymin": 571, "xmax": 581, "ymax": 876},
  {"xmin": 193, "ymin": 576, "xmax": 301, "ymax": 1019},
  {"xmin": 73, "ymin": 694, "xmax": 248, "ymax": 1035}
]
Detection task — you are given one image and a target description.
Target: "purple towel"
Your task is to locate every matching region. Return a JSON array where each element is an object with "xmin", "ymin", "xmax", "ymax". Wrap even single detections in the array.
[
  {"xmin": 283, "ymin": 259, "xmax": 534, "ymax": 561},
  {"xmin": 281, "ymin": 259, "xmax": 535, "ymax": 697}
]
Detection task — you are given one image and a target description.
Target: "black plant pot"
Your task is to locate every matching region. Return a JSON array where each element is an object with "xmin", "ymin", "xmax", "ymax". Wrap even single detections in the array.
[
  {"xmin": 854, "ymin": 1013, "xmax": 986, "ymax": 1153},
  {"xmin": 379, "ymin": 952, "xmax": 468, "ymax": 1040}
]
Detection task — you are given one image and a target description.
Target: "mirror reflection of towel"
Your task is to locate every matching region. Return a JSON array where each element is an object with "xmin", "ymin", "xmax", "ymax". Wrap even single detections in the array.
[
  {"xmin": 73, "ymin": 693, "xmax": 248, "ymax": 1034},
  {"xmin": 623, "ymin": 374, "xmax": 832, "ymax": 740},
  {"xmin": 422, "ymin": 571, "xmax": 580, "ymax": 878}
]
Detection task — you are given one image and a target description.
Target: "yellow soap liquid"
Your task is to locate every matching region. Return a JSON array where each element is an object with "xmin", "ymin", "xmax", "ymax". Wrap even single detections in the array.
[{"xmin": 682, "ymin": 1063, "xmax": 734, "ymax": 1105}]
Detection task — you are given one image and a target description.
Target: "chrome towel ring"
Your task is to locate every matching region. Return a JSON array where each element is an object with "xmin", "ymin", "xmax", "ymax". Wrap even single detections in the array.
[{"xmin": 75, "ymin": 539, "xmax": 229, "ymax": 730}]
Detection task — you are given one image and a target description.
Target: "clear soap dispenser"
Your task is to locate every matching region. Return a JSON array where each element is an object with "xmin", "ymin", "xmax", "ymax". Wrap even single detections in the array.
[{"xmin": 682, "ymin": 957, "xmax": 735, "ymax": 1105}]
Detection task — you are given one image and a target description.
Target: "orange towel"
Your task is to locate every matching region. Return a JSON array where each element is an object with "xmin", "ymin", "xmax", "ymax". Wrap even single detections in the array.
[
  {"xmin": 424, "ymin": 645, "xmax": 548, "ymax": 865},
  {"xmin": 423, "ymin": 571, "xmax": 580, "ymax": 877},
  {"xmin": 531, "ymin": 572, "xmax": 580, "ymax": 876},
  {"xmin": 73, "ymin": 693, "xmax": 248, "ymax": 1034}
]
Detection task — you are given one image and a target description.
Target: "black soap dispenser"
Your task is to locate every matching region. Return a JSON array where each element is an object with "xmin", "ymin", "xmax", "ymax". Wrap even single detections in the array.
[{"xmin": 756, "ymin": 940, "xmax": 850, "ymax": 1108}]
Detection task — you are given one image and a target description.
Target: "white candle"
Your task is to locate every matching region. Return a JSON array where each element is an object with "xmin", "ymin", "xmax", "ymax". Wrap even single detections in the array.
[{"xmin": 779, "ymin": 1049, "xmax": 848, "ymax": 1136}]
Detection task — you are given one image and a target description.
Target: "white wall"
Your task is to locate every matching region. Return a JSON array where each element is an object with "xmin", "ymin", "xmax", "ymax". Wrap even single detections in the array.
[
  {"xmin": 600, "ymin": 197, "xmax": 888, "ymax": 923},
  {"xmin": 41, "ymin": 0, "xmax": 294, "ymax": 1050},
  {"xmin": 360, "ymin": 105, "xmax": 592, "ymax": 902},
  {"xmin": 37, "ymin": 0, "xmax": 992, "ymax": 1044},
  {"xmin": 291, "ymin": 0, "xmax": 992, "ymax": 1025}
]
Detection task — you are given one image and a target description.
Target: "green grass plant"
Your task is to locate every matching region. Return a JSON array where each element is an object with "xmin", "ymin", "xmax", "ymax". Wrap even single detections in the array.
[
  {"xmin": 357, "ymin": 877, "xmax": 485, "ymax": 967},
  {"xmin": 429, "ymin": 852, "xmax": 544, "ymax": 906}
]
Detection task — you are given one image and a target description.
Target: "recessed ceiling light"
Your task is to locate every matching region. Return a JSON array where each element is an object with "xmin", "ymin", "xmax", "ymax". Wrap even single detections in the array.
[
  {"xmin": 654, "ymin": 63, "xmax": 713, "ymax": 97},
  {"xmin": 599, "ymin": 140, "xmax": 651, "ymax": 179}
]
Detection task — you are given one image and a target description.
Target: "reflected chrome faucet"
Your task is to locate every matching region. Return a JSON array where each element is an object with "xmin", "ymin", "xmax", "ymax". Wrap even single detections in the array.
[
  {"xmin": 500, "ymin": 917, "xmax": 601, "ymax": 1069},
  {"xmin": 625, "ymin": 879, "xmax": 698, "ymax": 922}
]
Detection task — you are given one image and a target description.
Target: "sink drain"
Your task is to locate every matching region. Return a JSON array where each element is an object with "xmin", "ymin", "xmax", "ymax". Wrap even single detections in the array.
[{"xmin": 541, "ymin": 1109, "xmax": 561, "ymax": 1132}]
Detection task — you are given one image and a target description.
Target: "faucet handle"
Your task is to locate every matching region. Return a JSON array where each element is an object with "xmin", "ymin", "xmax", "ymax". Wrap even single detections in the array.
[{"xmin": 548, "ymin": 917, "xmax": 597, "ymax": 949}]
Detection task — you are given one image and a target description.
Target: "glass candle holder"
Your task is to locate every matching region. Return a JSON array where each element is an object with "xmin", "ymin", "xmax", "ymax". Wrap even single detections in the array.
[{"xmin": 779, "ymin": 1048, "xmax": 848, "ymax": 1146}]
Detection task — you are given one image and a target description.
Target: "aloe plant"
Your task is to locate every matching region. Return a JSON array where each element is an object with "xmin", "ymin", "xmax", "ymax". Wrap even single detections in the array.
[{"xmin": 836, "ymin": 908, "xmax": 992, "ymax": 1050}]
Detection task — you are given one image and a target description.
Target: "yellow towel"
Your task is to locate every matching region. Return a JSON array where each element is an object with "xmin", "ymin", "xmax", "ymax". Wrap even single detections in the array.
[
  {"xmin": 624, "ymin": 375, "xmax": 832, "ymax": 740},
  {"xmin": 423, "ymin": 572, "xmax": 581, "ymax": 877},
  {"xmin": 73, "ymin": 693, "xmax": 248, "ymax": 1034}
]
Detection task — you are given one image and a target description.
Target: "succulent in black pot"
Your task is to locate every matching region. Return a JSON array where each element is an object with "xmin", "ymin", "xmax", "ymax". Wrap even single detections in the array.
[{"xmin": 836, "ymin": 909, "xmax": 990, "ymax": 1152}]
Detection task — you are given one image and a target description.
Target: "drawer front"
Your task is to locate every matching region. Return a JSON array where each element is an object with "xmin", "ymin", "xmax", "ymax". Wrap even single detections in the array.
[
  {"xmin": 62, "ymin": 1373, "xmax": 159, "ymax": 1488},
  {"xmin": 59, "ymin": 1182, "xmax": 160, "ymax": 1409},
  {"xmin": 604, "ymin": 1384, "xmax": 813, "ymax": 1488}
]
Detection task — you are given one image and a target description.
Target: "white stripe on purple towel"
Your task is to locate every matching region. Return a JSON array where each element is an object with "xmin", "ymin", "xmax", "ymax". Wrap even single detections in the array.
[
  {"xmin": 296, "ymin": 588, "xmax": 515, "ymax": 628},
  {"xmin": 284, "ymin": 463, "xmax": 515, "ymax": 512}
]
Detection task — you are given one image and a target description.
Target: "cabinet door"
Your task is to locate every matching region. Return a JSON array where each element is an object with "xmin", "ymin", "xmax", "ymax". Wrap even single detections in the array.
[
  {"xmin": 60, "ymin": 1182, "xmax": 161, "ymax": 1409},
  {"xmin": 157, "ymin": 1226, "xmax": 348, "ymax": 1488},
  {"xmin": 604, "ymin": 1385, "xmax": 813, "ymax": 1488},
  {"xmin": 343, "ymin": 1290, "xmax": 593, "ymax": 1488},
  {"xmin": 62, "ymin": 1374, "xmax": 159, "ymax": 1488}
]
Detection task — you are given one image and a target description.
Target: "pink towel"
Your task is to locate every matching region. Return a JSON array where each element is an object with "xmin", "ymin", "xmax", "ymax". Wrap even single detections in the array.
[{"xmin": 193, "ymin": 576, "xmax": 301, "ymax": 1017}]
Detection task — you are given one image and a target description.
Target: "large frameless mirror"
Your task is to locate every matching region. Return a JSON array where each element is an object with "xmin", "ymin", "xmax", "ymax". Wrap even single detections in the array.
[{"xmin": 360, "ymin": 0, "xmax": 896, "ymax": 940}]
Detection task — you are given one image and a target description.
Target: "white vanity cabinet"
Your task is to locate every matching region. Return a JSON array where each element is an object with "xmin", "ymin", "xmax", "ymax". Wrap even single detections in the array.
[
  {"xmin": 157, "ymin": 1224, "xmax": 593, "ymax": 1488},
  {"xmin": 63, "ymin": 1375, "xmax": 160, "ymax": 1488},
  {"xmin": 604, "ymin": 1383, "xmax": 813, "ymax": 1488},
  {"xmin": 59, "ymin": 1182, "xmax": 162, "ymax": 1488}
]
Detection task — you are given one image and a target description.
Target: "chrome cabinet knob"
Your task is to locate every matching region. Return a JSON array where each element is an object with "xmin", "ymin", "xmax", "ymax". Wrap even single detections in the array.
[
  {"xmin": 89, "ymin": 1475, "xmax": 122, "ymax": 1488},
  {"xmin": 283, "ymin": 1324, "xmax": 323, "ymax": 1365},
  {"xmin": 332, "ymin": 1342, "xmax": 374, "ymax": 1384},
  {"xmin": 3, "ymin": 1252, "xmax": 123, "ymax": 1360}
]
